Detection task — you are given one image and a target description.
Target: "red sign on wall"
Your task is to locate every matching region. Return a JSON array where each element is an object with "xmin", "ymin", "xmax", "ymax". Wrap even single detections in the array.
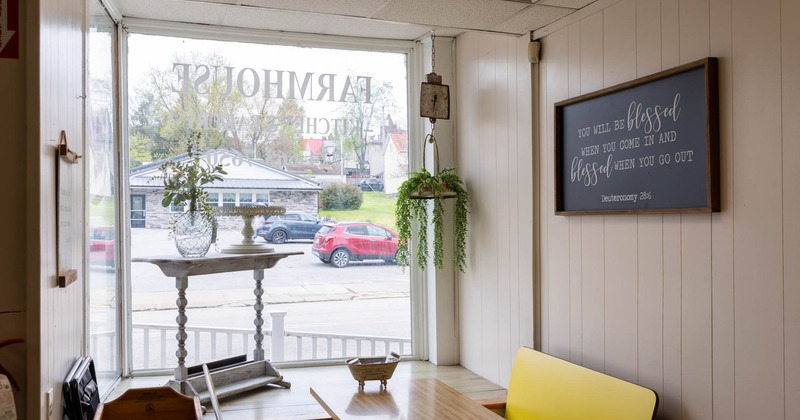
[{"xmin": 0, "ymin": 0, "xmax": 20, "ymax": 59}]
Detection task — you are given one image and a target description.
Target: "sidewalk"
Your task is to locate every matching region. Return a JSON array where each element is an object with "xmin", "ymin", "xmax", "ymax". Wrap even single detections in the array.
[{"xmin": 130, "ymin": 281, "xmax": 410, "ymax": 311}]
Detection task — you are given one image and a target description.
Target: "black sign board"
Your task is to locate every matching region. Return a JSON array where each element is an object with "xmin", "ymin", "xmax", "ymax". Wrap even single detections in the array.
[{"xmin": 555, "ymin": 58, "xmax": 719, "ymax": 214}]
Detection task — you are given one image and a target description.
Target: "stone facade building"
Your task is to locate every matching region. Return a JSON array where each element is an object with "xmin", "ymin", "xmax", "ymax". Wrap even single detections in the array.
[{"xmin": 130, "ymin": 150, "xmax": 322, "ymax": 230}]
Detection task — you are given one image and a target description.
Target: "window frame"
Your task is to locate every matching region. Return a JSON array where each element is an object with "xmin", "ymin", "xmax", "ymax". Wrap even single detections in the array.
[{"xmin": 119, "ymin": 22, "xmax": 427, "ymax": 374}]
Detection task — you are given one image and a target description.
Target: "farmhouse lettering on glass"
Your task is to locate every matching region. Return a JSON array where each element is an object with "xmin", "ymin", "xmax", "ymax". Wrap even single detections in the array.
[
  {"xmin": 170, "ymin": 63, "xmax": 375, "ymax": 137},
  {"xmin": 554, "ymin": 58, "xmax": 719, "ymax": 214}
]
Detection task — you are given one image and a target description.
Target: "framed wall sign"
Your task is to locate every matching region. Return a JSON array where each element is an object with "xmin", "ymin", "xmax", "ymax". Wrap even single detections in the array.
[
  {"xmin": 57, "ymin": 131, "xmax": 81, "ymax": 287},
  {"xmin": 554, "ymin": 57, "xmax": 720, "ymax": 215}
]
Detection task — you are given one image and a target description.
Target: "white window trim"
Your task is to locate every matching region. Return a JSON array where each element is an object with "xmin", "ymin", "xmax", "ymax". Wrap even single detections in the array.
[{"xmin": 122, "ymin": 18, "xmax": 417, "ymax": 55}]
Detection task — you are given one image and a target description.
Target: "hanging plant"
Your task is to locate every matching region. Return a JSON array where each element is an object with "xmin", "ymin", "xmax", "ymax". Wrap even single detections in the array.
[{"xmin": 395, "ymin": 167, "xmax": 469, "ymax": 272}]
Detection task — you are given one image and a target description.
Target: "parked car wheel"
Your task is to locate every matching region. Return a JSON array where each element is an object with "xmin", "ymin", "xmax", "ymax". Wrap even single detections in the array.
[
  {"xmin": 384, "ymin": 250, "xmax": 398, "ymax": 263},
  {"xmin": 330, "ymin": 248, "xmax": 350, "ymax": 268},
  {"xmin": 271, "ymin": 229, "xmax": 288, "ymax": 244}
]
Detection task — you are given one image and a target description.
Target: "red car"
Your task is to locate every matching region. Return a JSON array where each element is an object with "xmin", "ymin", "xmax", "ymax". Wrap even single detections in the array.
[
  {"xmin": 312, "ymin": 222, "xmax": 399, "ymax": 268},
  {"xmin": 89, "ymin": 226, "xmax": 116, "ymax": 266}
]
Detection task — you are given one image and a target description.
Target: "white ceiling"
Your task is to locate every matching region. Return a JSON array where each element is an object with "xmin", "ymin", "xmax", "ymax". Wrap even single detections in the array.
[{"xmin": 114, "ymin": 0, "xmax": 598, "ymax": 41}]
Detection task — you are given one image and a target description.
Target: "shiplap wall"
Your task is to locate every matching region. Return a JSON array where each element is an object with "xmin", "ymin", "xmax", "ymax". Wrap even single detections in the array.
[
  {"xmin": 454, "ymin": 32, "xmax": 535, "ymax": 388},
  {"xmin": 29, "ymin": 0, "xmax": 87, "ymax": 417},
  {"xmin": 455, "ymin": 0, "xmax": 799, "ymax": 418}
]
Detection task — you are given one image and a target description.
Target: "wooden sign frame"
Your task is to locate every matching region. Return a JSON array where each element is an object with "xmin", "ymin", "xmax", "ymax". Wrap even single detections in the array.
[
  {"xmin": 57, "ymin": 130, "xmax": 81, "ymax": 288},
  {"xmin": 554, "ymin": 57, "xmax": 720, "ymax": 215}
]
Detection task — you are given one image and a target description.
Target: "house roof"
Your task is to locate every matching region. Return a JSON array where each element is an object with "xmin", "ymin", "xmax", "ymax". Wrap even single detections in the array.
[
  {"xmin": 389, "ymin": 132, "xmax": 408, "ymax": 152},
  {"xmin": 283, "ymin": 163, "xmax": 341, "ymax": 175},
  {"xmin": 130, "ymin": 149, "xmax": 322, "ymax": 191},
  {"xmin": 303, "ymin": 138, "xmax": 326, "ymax": 156}
]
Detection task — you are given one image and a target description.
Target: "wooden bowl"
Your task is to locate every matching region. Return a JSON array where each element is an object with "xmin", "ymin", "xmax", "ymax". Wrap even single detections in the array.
[{"xmin": 345, "ymin": 353, "xmax": 400, "ymax": 389}]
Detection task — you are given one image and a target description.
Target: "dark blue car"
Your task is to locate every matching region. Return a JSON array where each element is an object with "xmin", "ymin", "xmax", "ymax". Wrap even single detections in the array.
[
  {"xmin": 359, "ymin": 178, "xmax": 384, "ymax": 192},
  {"xmin": 255, "ymin": 212, "xmax": 325, "ymax": 244}
]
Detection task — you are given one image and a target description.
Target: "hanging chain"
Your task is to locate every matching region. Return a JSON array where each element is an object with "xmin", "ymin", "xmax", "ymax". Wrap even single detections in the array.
[
  {"xmin": 424, "ymin": 31, "xmax": 438, "ymax": 172},
  {"xmin": 431, "ymin": 32, "xmax": 436, "ymax": 74}
]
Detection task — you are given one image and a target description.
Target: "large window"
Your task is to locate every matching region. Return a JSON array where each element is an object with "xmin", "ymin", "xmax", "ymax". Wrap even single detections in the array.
[
  {"xmin": 126, "ymin": 32, "xmax": 412, "ymax": 372},
  {"xmin": 87, "ymin": 0, "xmax": 120, "ymax": 393}
]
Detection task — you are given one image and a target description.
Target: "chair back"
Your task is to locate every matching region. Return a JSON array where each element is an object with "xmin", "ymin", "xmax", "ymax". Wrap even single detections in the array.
[
  {"xmin": 94, "ymin": 386, "xmax": 203, "ymax": 420},
  {"xmin": 505, "ymin": 348, "xmax": 657, "ymax": 420}
]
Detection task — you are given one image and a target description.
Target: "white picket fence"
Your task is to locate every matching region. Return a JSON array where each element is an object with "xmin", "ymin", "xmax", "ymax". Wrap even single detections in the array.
[{"xmin": 101, "ymin": 312, "xmax": 411, "ymax": 371}]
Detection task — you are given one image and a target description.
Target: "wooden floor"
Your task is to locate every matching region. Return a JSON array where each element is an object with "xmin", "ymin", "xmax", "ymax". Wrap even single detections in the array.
[{"xmin": 107, "ymin": 361, "xmax": 507, "ymax": 419}]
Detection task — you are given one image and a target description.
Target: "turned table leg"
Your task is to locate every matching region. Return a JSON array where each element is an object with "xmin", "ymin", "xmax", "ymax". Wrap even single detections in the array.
[
  {"xmin": 253, "ymin": 269, "xmax": 265, "ymax": 361},
  {"xmin": 175, "ymin": 276, "xmax": 189, "ymax": 381}
]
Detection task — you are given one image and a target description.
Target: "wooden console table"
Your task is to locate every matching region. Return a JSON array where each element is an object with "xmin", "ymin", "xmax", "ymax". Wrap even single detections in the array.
[{"xmin": 134, "ymin": 251, "xmax": 302, "ymax": 401}]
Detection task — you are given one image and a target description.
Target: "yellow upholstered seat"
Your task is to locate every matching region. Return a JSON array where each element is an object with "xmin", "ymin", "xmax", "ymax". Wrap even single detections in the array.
[{"xmin": 494, "ymin": 347, "xmax": 658, "ymax": 420}]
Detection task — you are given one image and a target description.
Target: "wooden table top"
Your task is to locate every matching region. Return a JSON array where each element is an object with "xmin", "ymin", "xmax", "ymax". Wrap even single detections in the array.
[
  {"xmin": 132, "ymin": 251, "xmax": 303, "ymax": 277},
  {"xmin": 310, "ymin": 378, "xmax": 500, "ymax": 419}
]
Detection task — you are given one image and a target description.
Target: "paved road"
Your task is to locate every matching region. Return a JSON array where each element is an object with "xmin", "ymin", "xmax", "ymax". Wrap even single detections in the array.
[
  {"xmin": 120, "ymin": 228, "xmax": 411, "ymax": 315},
  {"xmin": 130, "ymin": 228, "xmax": 408, "ymax": 294},
  {"xmin": 133, "ymin": 297, "xmax": 411, "ymax": 338}
]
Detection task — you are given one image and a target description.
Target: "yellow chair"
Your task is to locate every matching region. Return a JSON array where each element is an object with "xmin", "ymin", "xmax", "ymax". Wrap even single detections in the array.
[{"xmin": 483, "ymin": 347, "xmax": 658, "ymax": 420}]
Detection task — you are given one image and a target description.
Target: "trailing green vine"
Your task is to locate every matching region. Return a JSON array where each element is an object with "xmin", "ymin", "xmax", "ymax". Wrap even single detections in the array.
[{"xmin": 395, "ymin": 167, "xmax": 469, "ymax": 272}]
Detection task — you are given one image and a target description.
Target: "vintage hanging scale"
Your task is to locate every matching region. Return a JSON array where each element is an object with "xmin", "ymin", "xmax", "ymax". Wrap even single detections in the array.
[
  {"xmin": 412, "ymin": 33, "xmax": 456, "ymax": 199},
  {"xmin": 419, "ymin": 33, "xmax": 450, "ymax": 123}
]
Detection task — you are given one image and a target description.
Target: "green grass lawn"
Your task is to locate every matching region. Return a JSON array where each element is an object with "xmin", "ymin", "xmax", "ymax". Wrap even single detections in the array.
[
  {"xmin": 319, "ymin": 192, "xmax": 398, "ymax": 232},
  {"xmin": 89, "ymin": 196, "xmax": 116, "ymax": 226}
]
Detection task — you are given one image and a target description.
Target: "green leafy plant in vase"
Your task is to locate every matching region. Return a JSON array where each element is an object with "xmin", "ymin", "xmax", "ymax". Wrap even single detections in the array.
[
  {"xmin": 395, "ymin": 167, "xmax": 469, "ymax": 272},
  {"xmin": 159, "ymin": 133, "xmax": 227, "ymax": 257}
]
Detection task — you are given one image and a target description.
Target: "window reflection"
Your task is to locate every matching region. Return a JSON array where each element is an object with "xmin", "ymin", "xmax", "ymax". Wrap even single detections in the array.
[{"xmin": 87, "ymin": 0, "xmax": 120, "ymax": 393}]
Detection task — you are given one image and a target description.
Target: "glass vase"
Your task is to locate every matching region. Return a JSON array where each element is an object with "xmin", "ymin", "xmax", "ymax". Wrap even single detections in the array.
[{"xmin": 174, "ymin": 211, "xmax": 214, "ymax": 258}]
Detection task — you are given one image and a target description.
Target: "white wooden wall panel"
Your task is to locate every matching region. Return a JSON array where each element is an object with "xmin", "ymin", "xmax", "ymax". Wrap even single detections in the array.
[
  {"xmin": 478, "ymin": 34, "xmax": 501, "ymax": 384},
  {"xmin": 601, "ymin": 1, "xmax": 639, "ymax": 384},
  {"xmin": 661, "ymin": 0, "xmax": 680, "ymax": 67},
  {"xmin": 32, "ymin": 0, "xmax": 87, "ymax": 418},
  {"xmin": 538, "ymin": 39, "xmax": 551, "ymax": 355},
  {"xmin": 634, "ymin": 0, "xmax": 665, "ymax": 407},
  {"xmin": 577, "ymin": 12, "xmax": 606, "ymax": 374},
  {"xmin": 680, "ymin": 215, "xmax": 713, "ymax": 419},
  {"xmin": 495, "ymin": 36, "xmax": 513, "ymax": 386},
  {"xmin": 567, "ymin": 23, "xmax": 583, "ymax": 365},
  {"xmin": 455, "ymin": 30, "xmax": 535, "ymax": 388},
  {"xmin": 732, "ymin": 0, "xmax": 784, "ymax": 418},
  {"xmin": 517, "ymin": 33, "xmax": 535, "ymax": 354},
  {"xmin": 782, "ymin": 2, "xmax": 800, "ymax": 418},
  {"xmin": 676, "ymin": 2, "xmax": 715, "ymax": 418},
  {"xmin": 658, "ymin": 2, "xmax": 683, "ymax": 418},
  {"xmin": 709, "ymin": 0, "xmax": 736, "ymax": 419},
  {"xmin": 544, "ymin": 28, "xmax": 570, "ymax": 360},
  {"xmin": 661, "ymin": 213, "xmax": 682, "ymax": 420},
  {"xmin": 679, "ymin": 0, "xmax": 711, "ymax": 62},
  {"xmin": 456, "ymin": 31, "xmax": 479, "ymax": 372}
]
